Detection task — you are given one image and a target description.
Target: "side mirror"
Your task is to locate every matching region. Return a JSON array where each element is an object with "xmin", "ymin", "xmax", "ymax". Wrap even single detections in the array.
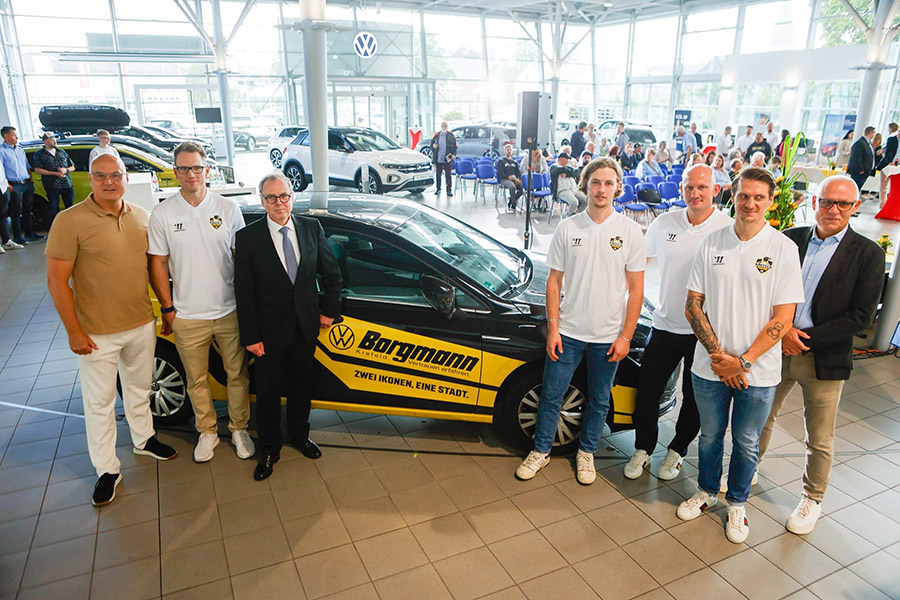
[{"xmin": 421, "ymin": 275, "xmax": 456, "ymax": 319}]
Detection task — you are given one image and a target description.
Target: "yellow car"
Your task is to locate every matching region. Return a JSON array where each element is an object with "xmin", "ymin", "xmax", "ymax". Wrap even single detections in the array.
[{"xmin": 24, "ymin": 136, "xmax": 179, "ymax": 229}]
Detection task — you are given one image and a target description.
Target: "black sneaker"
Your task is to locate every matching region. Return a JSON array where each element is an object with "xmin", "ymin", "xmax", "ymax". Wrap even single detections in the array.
[
  {"xmin": 434, "ymin": 189, "xmax": 441, "ymax": 195},
  {"xmin": 92, "ymin": 472, "xmax": 122, "ymax": 507},
  {"xmin": 26, "ymin": 232, "xmax": 45, "ymax": 241},
  {"xmin": 447, "ymin": 191, "xmax": 453, "ymax": 197},
  {"xmin": 133, "ymin": 435, "xmax": 177, "ymax": 460}
]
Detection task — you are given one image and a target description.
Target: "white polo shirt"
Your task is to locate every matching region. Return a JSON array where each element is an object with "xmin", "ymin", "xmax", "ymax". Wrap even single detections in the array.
[
  {"xmin": 687, "ymin": 223, "xmax": 804, "ymax": 387},
  {"xmin": 148, "ymin": 190, "xmax": 245, "ymax": 320},
  {"xmin": 546, "ymin": 210, "xmax": 646, "ymax": 344},
  {"xmin": 645, "ymin": 207, "xmax": 733, "ymax": 335}
]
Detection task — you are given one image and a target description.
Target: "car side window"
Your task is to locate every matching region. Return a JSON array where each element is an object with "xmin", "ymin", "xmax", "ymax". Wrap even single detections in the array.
[
  {"xmin": 298, "ymin": 132, "xmax": 310, "ymax": 146},
  {"xmin": 120, "ymin": 153, "xmax": 159, "ymax": 173},
  {"xmin": 328, "ymin": 133, "xmax": 348, "ymax": 152},
  {"xmin": 66, "ymin": 148, "xmax": 91, "ymax": 171},
  {"xmin": 324, "ymin": 228, "xmax": 432, "ymax": 306}
]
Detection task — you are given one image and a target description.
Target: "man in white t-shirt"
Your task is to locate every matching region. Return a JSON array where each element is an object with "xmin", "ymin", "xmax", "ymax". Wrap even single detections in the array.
[
  {"xmin": 737, "ymin": 125, "xmax": 755, "ymax": 156},
  {"xmin": 89, "ymin": 129, "xmax": 120, "ymax": 166},
  {"xmin": 676, "ymin": 167, "xmax": 804, "ymax": 544},
  {"xmin": 148, "ymin": 141, "xmax": 254, "ymax": 463},
  {"xmin": 765, "ymin": 122, "xmax": 781, "ymax": 151},
  {"xmin": 716, "ymin": 126, "xmax": 733, "ymax": 157},
  {"xmin": 624, "ymin": 165, "xmax": 732, "ymax": 481},
  {"xmin": 516, "ymin": 157, "xmax": 646, "ymax": 485}
]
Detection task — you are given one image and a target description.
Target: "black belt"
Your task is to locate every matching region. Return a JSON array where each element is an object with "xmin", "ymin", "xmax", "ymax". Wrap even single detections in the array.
[{"xmin": 8, "ymin": 180, "xmax": 27, "ymax": 184}]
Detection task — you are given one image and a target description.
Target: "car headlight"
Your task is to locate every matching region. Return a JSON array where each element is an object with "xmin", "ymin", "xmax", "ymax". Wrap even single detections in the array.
[{"xmin": 379, "ymin": 162, "xmax": 404, "ymax": 170}]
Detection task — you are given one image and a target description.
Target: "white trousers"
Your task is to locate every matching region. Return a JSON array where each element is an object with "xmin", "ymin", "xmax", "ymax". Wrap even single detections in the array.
[{"xmin": 78, "ymin": 320, "xmax": 156, "ymax": 476}]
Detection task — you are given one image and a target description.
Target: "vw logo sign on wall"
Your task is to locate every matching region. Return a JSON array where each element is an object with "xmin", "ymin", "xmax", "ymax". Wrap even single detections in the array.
[
  {"xmin": 353, "ymin": 32, "xmax": 378, "ymax": 59},
  {"xmin": 329, "ymin": 324, "xmax": 356, "ymax": 350}
]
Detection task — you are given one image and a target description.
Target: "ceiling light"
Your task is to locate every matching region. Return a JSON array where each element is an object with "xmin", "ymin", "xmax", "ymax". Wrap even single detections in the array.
[{"xmin": 603, "ymin": 2, "xmax": 613, "ymax": 7}]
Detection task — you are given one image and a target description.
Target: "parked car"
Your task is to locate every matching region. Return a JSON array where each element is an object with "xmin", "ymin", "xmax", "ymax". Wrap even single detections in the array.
[
  {"xmin": 268, "ymin": 126, "xmax": 307, "ymax": 167},
  {"xmin": 415, "ymin": 124, "xmax": 517, "ymax": 160},
  {"xmin": 147, "ymin": 194, "xmax": 676, "ymax": 453},
  {"xmin": 596, "ymin": 120, "xmax": 658, "ymax": 147},
  {"xmin": 232, "ymin": 115, "xmax": 281, "ymax": 145},
  {"xmin": 148, "ymin": 119, "xmax": 188, "ymax": 132},
  {"xmin": 38, "ymin": 105, "xmax": 217, "ymax": 159},
  {"xmin": 281, "ymin": 127, "xmax": 433, "ymax": 194}
]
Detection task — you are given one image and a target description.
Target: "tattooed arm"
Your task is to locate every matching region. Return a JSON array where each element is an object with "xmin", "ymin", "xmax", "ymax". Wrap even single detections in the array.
[
  {"xmin": 741, "ymin": 303, "xmax": 796, "ymax": 364},
  {"xmin": 684, "ymin": 291, "xmax": 722, "ymax": 355}
]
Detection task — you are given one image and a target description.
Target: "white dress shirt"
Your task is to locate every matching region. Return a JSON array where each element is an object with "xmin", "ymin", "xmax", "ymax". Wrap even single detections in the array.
[{"xmin": 267, "ymin": 216, "xmax": 301, "ymax": 275}]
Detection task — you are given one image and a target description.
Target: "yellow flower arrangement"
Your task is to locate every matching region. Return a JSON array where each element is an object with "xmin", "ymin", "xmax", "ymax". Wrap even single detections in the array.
[
  {"xmin": 764, "ymin": 133, "xmax": 808, "ymax": 231},
  {"xmin": 877, "ymin": 234, "xmax": 893, "ymax": 252}
]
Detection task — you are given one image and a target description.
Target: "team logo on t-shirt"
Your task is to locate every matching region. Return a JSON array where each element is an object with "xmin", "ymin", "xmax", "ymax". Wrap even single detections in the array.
[
  {"xmin": 755, "ymin": 256, "xmax": 773, "ymax": 273},
  {"xmin": 666, "ymin": 233, "xmax": 677, "ymax": 242},
  {"xmin": 572, "ymin": 237, "xmax": 582, "ymax": 246},
  {"xmin": 209, "ymin": 215, "xmax": 223, "ymax": 229},
  {"xmin": 609, "ymin": 236, "xmax": 623, "ymax": 251}
]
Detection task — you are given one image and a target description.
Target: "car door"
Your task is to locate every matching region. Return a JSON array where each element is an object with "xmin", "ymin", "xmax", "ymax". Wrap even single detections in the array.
[
  {"xmin": 452, "ymin": 127, "xmax": 470, "ymax": 157},
  {"xmin": 326, "ymin": 132, "xmax": 355, "ymax": 185},
  {"xmin": 313, "ymin": 222, "xmax": 487, "ymax": 416}
]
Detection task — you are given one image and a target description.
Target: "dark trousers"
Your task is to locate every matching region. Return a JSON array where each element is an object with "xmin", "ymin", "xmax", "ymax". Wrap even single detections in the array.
[
  {"xmin": 850, "ymin": 172, "xmax": 869, "ymax": 195},
  {"xmin": 632, "ymin": 328, "xmax": 700, "ymax": 457},
  {"xmin": 47, "ymin": 186, "xmax": 75, "ymax": 219},
  {"xmin": 435, "ymin": 162, "xmax": 452, "ymax": 192},
  {"xmin": 254, "ymin": 341, "xmax": 313, "ymax": 455},
  {"xmin": 10, "ymin": 181, "xmax": 34, "ymax": 235},
  {"xmin": 0, "ymin": 190, "xmax": 11, "ymax": 243}
]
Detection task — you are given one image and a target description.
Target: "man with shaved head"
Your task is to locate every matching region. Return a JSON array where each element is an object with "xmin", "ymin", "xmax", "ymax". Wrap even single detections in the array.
[
  {"xmin": 757, "ymin": 175, "xmax": 884, "ymax": 535},
  {"xmin": 46, "ymin": 153, "xmax": 177, "ymax": 508}
]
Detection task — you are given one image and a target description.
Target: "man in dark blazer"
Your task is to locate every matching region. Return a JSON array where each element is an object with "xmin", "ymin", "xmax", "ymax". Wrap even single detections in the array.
[
  {"xmin": 234, "ymin": 172, "xmax": 342, "ymax": 481},
  {"xmin": 847, "ymin": 125, "xmax": 876, "ymax": 194},
  {"xmin": 570, "ymin": 121, "xmax": 587, "ymax": 160},
  {"xmin": 876, "ymin": 122, "xmax": 898, "ymax": 206},
  {"xmin": 757, "ymin": 174, "xmax": 884, "ymax": 535},
  {"xmin": 431, "ymin": 122, "xmax": 457, "ymax": 197}
]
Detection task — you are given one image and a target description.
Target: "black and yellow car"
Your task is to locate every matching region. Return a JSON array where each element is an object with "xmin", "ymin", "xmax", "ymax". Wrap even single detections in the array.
[{"xmin": 148, "ymin": 193, "xmax": 676, "ymax": 453}]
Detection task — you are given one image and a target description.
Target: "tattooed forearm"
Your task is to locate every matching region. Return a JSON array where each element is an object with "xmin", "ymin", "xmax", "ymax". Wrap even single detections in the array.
[
  {"xmin": 685, "ymin": 291, "xmax": 722, "ymax": 355},
  {"xmin": 766, "ymin": 321, "xmax": 784, "ymax": 340}
]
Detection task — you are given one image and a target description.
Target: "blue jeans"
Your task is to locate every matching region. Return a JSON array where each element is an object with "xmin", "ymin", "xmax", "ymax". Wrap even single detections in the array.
[
  {"xmin": 47, "ymin": 186, "xmax": 74, "ymax": 220},
  {"xmin": 692, "ymin": 374, "xmax": 776, "ymax": 505},
  {"xmin": 10, "ymin": 181, "xmax": 34, "ymax": 235},
  {"xmin": 533, "ymin": 334, "xmax": 619, "ymax": 454}
]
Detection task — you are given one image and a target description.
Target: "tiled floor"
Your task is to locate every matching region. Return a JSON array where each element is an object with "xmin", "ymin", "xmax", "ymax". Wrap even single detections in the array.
[{"xmin": 1, "ymin": 185, "xmax": 900, "ymax": 599}]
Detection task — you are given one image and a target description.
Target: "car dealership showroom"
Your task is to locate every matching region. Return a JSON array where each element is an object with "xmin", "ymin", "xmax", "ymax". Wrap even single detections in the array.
[{"xmin": 3, "ymin": 0, "xmax": 900, "ymax": 598}]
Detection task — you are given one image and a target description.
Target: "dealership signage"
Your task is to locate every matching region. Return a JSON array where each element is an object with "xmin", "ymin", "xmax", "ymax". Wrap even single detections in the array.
[{"xmin": 354, "ymin": 32, "xmax": 378, "ymax": 58}]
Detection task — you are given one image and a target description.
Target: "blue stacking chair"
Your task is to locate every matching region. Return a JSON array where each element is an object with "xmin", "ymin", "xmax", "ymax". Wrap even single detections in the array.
[
  {"xmin": 526, "ymin": 172, "xmax": 552, "ymax": 212},
  {"xmin": 614, "ymin": 203, "xmax": 625, "ymax": 213},
  {"xmin": 659, "ymin": 164, "xmax": 669, "ymax": 176},
  {"xmin": 623, "ymin": 175, "xmax": 641, "ymax": 188},
  {"xmin": 450, "ymin": 158, "xmax": 458, "ymax": 176},
  {"xmin": 658, "ymin": 181, "xmax": 680, "ymax": 202},
  {"xmin": 646, "ymin": 175, "xmax": 665, "ymax": 187},
  {"xmin": 636, "ymin": 182, "xmax": 669, "ymax": 218},
  {"xmin": 666, "ymin": 173, "xmax": 682, "ymax": 186},
  {"xmin": 474, "ymin": 163, "xmax": 499, "ymax": 203},
  {"xmin": 455, "ymin": 158, "xmax": 477, "ymax": 195},
  {"xmin": 617, "ymin": 183, "xmax": 635, "ymax": 205}
]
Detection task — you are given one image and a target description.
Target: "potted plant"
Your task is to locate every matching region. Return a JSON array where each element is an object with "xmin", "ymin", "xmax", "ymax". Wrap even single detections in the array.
[
  {"xmin": 765, "ymin": 133, "xmax": 808, "ymax": 231},
  {"xmin": 877, "ymin": 234, "xmax": 893, "ymax": 253}
]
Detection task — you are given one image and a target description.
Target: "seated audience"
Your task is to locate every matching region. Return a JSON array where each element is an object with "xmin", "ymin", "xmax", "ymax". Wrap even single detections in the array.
[{"xmin": 635, "ymin": 148, "xmax": 663, "ymax": 180}]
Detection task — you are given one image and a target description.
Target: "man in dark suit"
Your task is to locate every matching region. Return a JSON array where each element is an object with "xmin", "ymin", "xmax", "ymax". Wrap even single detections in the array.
[
  {"xmin": 234, "ymin": 173, "xmax": 342, "ymax": 481},
  {"xmin": 876, "ymin": 122, "xmax": 898, "ymax": 207},
  {"xmin": 758, "ymin": 174, "xmax": 884, "ymax": 535},
  {"xmin": 847, "ymin": 125, "xmax": 876, "ymax": 194},
  {"xmin": 570, "ymin": 121, "xmax": 587, "ymax": 160}
]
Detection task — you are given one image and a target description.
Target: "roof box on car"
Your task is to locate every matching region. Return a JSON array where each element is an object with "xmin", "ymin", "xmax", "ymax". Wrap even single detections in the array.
[{"xmin": 38, "ymin": 104, "xmax": 131, "ymax": 131}]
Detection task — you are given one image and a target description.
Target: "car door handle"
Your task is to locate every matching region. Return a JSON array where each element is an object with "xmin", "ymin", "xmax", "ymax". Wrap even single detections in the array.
[{"xmin": 481, "ymin": 335, "xmax": 510, "ymax": 342}]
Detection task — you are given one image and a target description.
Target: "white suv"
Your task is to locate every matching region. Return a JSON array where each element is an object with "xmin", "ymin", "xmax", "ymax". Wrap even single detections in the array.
[
  {"xmin": 268, "ymin": 126, "xmax": 306, "ymax": 168},
  {"xmin": 282, "ymin": 128, "xmax": 433, "ymax": 194}
]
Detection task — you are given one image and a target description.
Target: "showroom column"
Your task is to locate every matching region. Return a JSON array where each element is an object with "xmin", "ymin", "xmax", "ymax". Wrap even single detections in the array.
[
  {"xmin": 211, "ymin": 0, "xmax": 236, "ymax": 167},
  {"xmin": 300, "ymin": 0, "xmax": 329, "ymax": 204},
  {"xmin": 844, "ymin": 0, "xmax": 900, "ymax": 139}
]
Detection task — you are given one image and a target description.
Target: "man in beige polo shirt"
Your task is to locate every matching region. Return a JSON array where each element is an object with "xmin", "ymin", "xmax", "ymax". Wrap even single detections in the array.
[
  {"xmin": 148, "ymin": 141, "xmax": 253, "ymax": 463},
  {"xmin": 46, "ymin": 153, "xmax": 176, "ymax": 508}
]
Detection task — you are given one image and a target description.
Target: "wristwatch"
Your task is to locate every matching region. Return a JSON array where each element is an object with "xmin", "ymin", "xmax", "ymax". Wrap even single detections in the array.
[
  {"xmin": 738, "ymin": 355, "xmax": 752, "ymax": 370},
  {"xmin": 160, "ymin": 306, "xmax": 176, "ymax": 314}
]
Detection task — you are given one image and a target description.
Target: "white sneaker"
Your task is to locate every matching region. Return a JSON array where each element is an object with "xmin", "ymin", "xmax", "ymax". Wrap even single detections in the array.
[
  {"xmin": 786, "ymin": 496, "xmax": 822, "ymax": 535},
  {"xmin": 193, "ymin": 432, "xmax": 219, "ymax": 463},
  {"xmin": 231, "ymin": 430, "xmax": 255, "ymax": 460},
  {"xmin": 623, "ymin": 449, "xmax": 651, "ymax": 480},
  {"xmin": 720, "ymin": 470, "xmax": 758, "ymax": 493},
  {"xmin": 677, "ymin": 490, "xmax": 718, "ymax": 521},
  {"xmin": 2, "ymin": 240, "xmax": 23, "ymax": 250},
  {"xmin": 516, "ymin": 450, "xmax": 550, "ymax": 480},
  {"xmin": 657, "ymin": 449, "xmax": 683, "ymax": 481},
  {"xmin": 576, "ymin": 449, "xmax": 596, "ymax": 485},
  {"xmin": 725, "ymin": 505, "xmax": 750, "ymax": 543}
]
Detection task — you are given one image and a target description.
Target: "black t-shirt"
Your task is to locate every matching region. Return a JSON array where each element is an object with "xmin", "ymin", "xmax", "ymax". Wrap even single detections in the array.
[{"xmin": 496, "ymin": 157, "xmax": 521, "ymax": 181}]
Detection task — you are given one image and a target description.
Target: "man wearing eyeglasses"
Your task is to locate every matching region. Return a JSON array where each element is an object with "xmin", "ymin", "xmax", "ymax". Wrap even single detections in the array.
[
  {"xmin": 234, "ymin": 173, "xmax": 342, "ymax": 481},
  {"xmin": 148, "ymin": 141, "xmax": 253, "ymax": 464},
  {"xmin": 757, "ymin": 174, "xmax": 884, "ymax": 535},
  {"xmin": 46, "ymin": 153, "xmax": 177, "ymax": 507}
]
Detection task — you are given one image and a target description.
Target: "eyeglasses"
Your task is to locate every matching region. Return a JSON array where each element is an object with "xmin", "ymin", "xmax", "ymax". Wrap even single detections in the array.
[
  {"xmin": 262, "ymin": 193, "xmax": 292, "ymax": 204},
  {"xmin": 91, "ymin": 172, "xmax": 123, "ymax": 181},
  {"xmin": 818, "ymin": 198, "xmax": 856, "ymax": 211},
  {"xmin": 174, "ymin": 165, "xmax": 206, "ymax": 175}
]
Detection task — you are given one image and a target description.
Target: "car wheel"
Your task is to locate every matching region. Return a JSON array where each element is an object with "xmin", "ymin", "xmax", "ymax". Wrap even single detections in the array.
[
  {"xmin": 501, "ymin": 368, "xmax": 586, "ymax": 455},
  {"xmin": 247, "ymin": 137, "xmax": 257, "ymax": 152},
  {"xmin": 31, "ymin": 195, "xmax": 51, "ymax": 233},
  {"xmin": 270, "ymin": 148, "xmax": 283, "ymax": 168},
  {"xmin": 118, "ymin": 342, "xmax": 192, "ymax": 427},
  {"xmin": 284, "ymin": 163, "xmax": 308, "ymax": 192},
  {"xmin": 561, "ymin": 137, "xmax": 570, "ymax": 147},
  {"xmin": 485, "ymin": 149, "xmax": 501, "ymax": 160},
  {"xmin": 420, "ymin": 146, "xmax": 434, "ymax": 160},
  {"xmin": 356, "ymin": 171, "xmax": 382, "ymax": 194}
]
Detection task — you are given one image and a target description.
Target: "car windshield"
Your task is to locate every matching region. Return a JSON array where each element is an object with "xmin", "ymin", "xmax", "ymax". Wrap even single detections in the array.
[
  {"xmin": 380, "ymin": 206, "xmax": 524, "ymax": 296},
  {"xmin": 628, "ymin": 129, "xmax": 657, "ymax": 144},
  {"xmin": 342, "ymin": 130, "xmax": 401, "ymax": 152}
]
